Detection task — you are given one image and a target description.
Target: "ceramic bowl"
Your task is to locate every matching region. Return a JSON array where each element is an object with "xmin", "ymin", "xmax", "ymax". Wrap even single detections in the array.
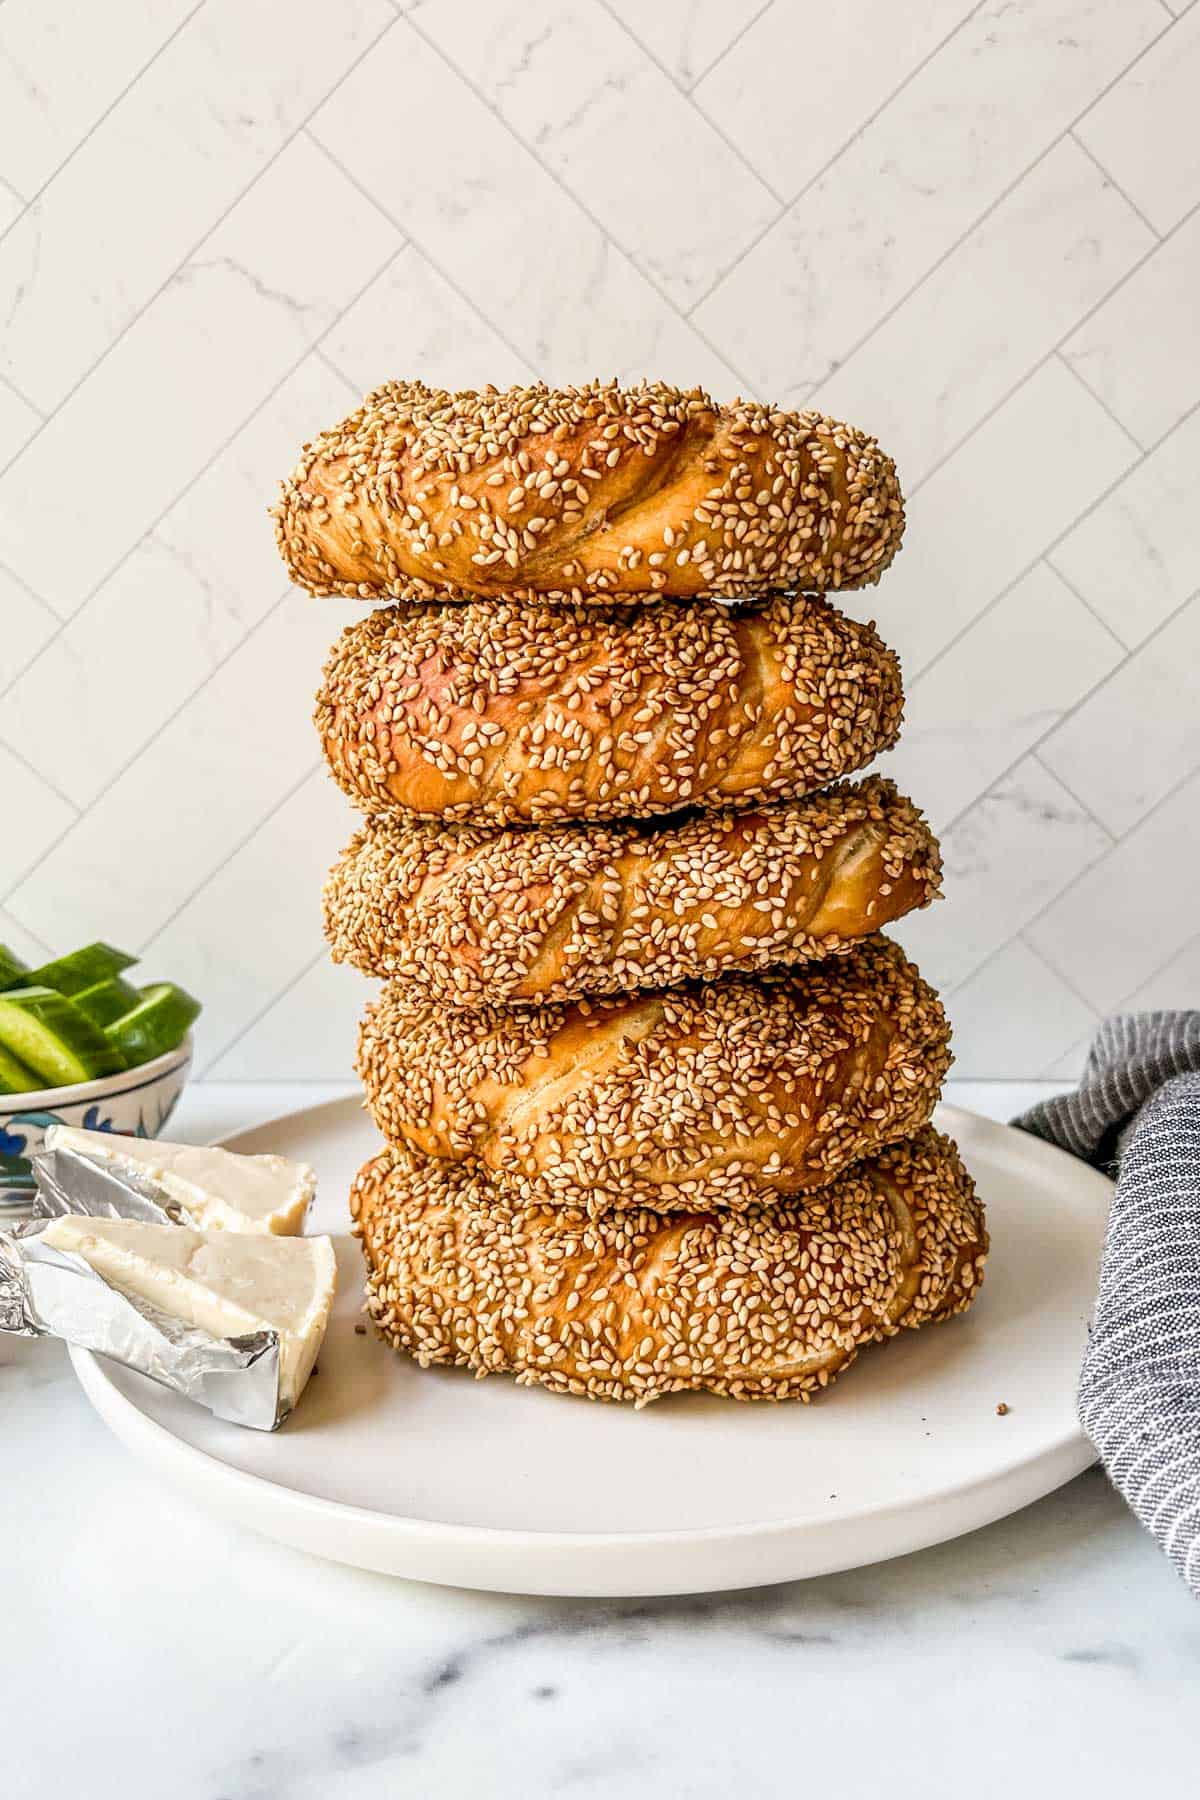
[{"xmin": 0, "ymin": 1034, "xmax": 193, "ymax": 1208}]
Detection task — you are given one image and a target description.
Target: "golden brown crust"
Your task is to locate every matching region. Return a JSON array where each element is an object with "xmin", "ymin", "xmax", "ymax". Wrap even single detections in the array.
[
  {"xmin": 357, "ymin": 938, "xmax": 950, "ymax": 1212},
  {"xmin": 350, "ymin": 1128, "xmax": 987, "ymax": 1404},
  {"xmin": 315, "ymin": 593, "xmax": 903, "ymax": 826},
  {"xmin": 323, "ymin": 775, "xmax": 942, "ymax": 1007},
  {"xmin": 275, "ymin": 380, "xmax": 904, "ymax": 603}
]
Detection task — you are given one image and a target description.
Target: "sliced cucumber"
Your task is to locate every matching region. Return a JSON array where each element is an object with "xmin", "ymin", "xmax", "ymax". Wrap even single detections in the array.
[
  {"xmin": 71, "ymin": 975, "xmax": 142, "ymax": 1028},
  {"xmin": 0, "ymin": 945, "xmax": 30, "ymax": 990},
  {"xmin": 105, "ymin": 982, "xmax": 200, "ymax": 1068},
  {"xmin": 0, "ymin": 1041, "xmax": 41, "ymax": 1095},
  {"xmin": 0, "ymin": 987, "xmax": 126, "ymax": 1087},
  {"xmin": 22, "ymin": 941, "xmax": 137, "ymax": 997}
]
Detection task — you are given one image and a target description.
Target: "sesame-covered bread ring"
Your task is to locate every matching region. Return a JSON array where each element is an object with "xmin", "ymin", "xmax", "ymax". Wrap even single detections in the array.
[
  {"xmin": 350, "ymin": 1128, "xmax": 987, "ymax": 1405},
  {"xmin": 316, "ymin": 594, "xmax": 902, "ymax": 826},
  {"xmin": 275, "ymin": 379, "xmax": 904, "ymax": 604},
  {"xmin": 357, "ymin": 938, "xmax": 950, "ymax": 1213},
  {"xmin": 323, "ymin": 776, "xmax": 942, "ymax": 1008}
]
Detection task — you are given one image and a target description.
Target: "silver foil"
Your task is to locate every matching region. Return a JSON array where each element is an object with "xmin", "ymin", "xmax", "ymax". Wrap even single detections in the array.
[
  {"xmin": 0, "ymin": 1144, "xmax": 290, "ymax": 1430},
  {"xmin": 32, "ymin": 1141, "xmax": 194, "ymax": 1225}
]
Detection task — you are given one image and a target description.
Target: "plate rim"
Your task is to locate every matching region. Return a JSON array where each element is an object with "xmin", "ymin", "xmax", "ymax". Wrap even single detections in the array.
[{"xmin": 67, "ymin": 1099, "xmax": 1108, "ymax": 1585}]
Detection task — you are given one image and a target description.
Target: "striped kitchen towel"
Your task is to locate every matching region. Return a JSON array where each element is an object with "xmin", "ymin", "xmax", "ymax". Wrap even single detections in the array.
[{"xmin": 1016, "ymin": 1013, "xmax": 1200, "ymax": 1598}]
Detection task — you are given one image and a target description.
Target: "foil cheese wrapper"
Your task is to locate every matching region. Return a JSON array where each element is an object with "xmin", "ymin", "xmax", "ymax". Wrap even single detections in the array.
[
  {"xmin": 0, "ymin": 1144, "xmax": 290, "ymax": 1430},
  {"xmin": 33, "ymin": 1140, "xmax": 198, "ymax": 1226}
]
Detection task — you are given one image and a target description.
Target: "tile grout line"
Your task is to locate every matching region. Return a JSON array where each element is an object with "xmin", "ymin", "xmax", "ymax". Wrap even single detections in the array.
[
  {"xmin": 562, "ymin": 0, "xmax": 777, "ymax": 100},
  {"xmin": 0, "ymin": 914, "xmax": 54, "ymax": 962},
  {"xmin": 943, "ymin": 928, "xmax": 1099, "ymax": 1023},
  {"xmin": 302, "ymin": 132, "xmax": 545, "ymax": 383},
  {"xmin": 138, "ymin": 759, "xmax": 325, "ymax": 962},
  {"xmin": 682, "ymin": 0, "xmax": 994, "ymax": 318},
  {"xmin": 684, "ymin": 1, "xmax": 775, "ymax": 91},
  {"xmin": 0, "ymin": 1, "xmax": 208, "ymax": 254},
  {"xmin": 0, "ymin": 243, "xmax": 401, "ymax": 705},
  {"xmin": 0, "ymin": 586, "xmax": 294, "ymax": 915},
  {"xmin": 1026, "ymin": 748, "xmax": 1118, "ymax": 840},
  {"xmin": 1043, "ymin": 561, "xmax": 1136, "ymax": 657},
  {"xmin": 0, "ymin": 734, "xmax": 81, "ymax": 818},
  {"xmin": 0, "ymin": 369, "xmax": 46, "ymax": 420},
  {"xmin": 0, "ymin": 213, "xmax": 408, "ymax": 904},
  {"xmin": 398, "ymin": 12, "xmax": 761, "ymax": 395},
  {"xmin": 1068, "ymin": 128, "xmax": 1162, "ymax": 242},
  {"xmin": 948, "ymin": 748, "xmax": 1200, "ymax": 1012},
  {"xmin": 1017, "ymin": 938, "xmax": 1105, "ymax": 1021},
  {"xmin": 0, "ymin": 241, "xmax": 403, "ymax": 866},
  {"xmin": 594, "ymin": 0, "xmax": 787, "ymax": 206},
  {"xmin": 735, "ymin": 8, "xmax": 1182, "ymax": 412},
  {"xmin": 903, "ymin": 191, "xmax": 1200, "ymax": 500},
  {"xmin": 0, "ymin": 554, "xmax": 57, "ymax": 621},
  {"xmin": 0, "ymin": 8, "xmax": 402, "ymax": 479},
  {"xmin": 200, "ymin": 943, "xmax": 329, "ymax": 1077},
  {"xmin": 1054, "ymin": 350, "xmax": 1149, "ymax": 454},
  {"xmin": 311, "ymin": 343, "xmax": 363, "ymax": 387},
  {"xmin": 931, "ymin": 578, "xmax": 1200, "ymax": 848},
  {"xmin": 904, "ymin": 386, "xmax": 1200, "ymax": 694},
  {"xmin": 1110, "ymin": 923, "xmax": 1200, "ymax": 1013}
]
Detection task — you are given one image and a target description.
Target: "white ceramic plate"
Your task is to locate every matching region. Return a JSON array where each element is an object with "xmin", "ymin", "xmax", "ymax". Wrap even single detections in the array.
[{"xmin": 69, "ymin": 1099, "xmax": 1109, "ymax": 1597}]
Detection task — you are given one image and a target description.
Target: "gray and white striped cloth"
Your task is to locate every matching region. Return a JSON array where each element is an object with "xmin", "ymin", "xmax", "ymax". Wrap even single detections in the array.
[{"xmin": 1016, "ymin": 1013, "xmax": 1200, "ymax": 1597}]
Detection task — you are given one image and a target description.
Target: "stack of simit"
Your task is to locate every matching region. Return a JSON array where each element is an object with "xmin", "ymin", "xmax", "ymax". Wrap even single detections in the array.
[{"xmin": 275, "ymin": 380, "xmax": 987, "ymax": 1406}]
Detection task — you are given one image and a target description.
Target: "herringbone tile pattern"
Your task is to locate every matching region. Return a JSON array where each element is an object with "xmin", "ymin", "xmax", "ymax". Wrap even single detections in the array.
[{"xmin": 0, "ymin": 0, "xmax": 1196, "ymax": 1078}]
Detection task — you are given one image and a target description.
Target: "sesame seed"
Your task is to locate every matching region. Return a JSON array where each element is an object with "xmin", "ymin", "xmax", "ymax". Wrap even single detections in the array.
[
  {"xmin": 272, "ymin": 379, "xmax": 905, "ymax": 604},
  {"xmin": 348, "ymin": 1126, "xmax": 987, "ymax": 1404},
  {"xmin": 356, "ymin": 936, "xmax": 951, "ymax": 1214},
  {"xmin": 314, "ymin": 593, "xmax": 904, "ymax": 828},
  {"xmin": 323, "ymin": 775, "xmax": 942, "ymax": 1008}
]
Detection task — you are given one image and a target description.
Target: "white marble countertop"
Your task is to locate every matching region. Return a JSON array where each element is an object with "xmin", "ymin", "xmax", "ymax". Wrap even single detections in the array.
[{"xmin": 5, "ymin": 1080, "xmax": 1198, "ymax": 1799}]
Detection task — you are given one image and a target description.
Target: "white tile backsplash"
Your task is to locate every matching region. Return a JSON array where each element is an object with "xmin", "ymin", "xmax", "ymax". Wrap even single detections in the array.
[
  {"xmin": 1038, "ymin": 592, "xmax": 1200, "ymax": 835},
  {"xmin": 413, "ymin": 1, "xmax": 779, "ymax": 304},
  {"xmin": 0, "ymin": 356, "xmax": 359, "ymax": 805},
  {"xmin": 1062, "ymin": 207, "xmax": 1200, "ymax": 446},
  {"xmin": 0, "ymin": 379, "xmax": 42, "ymax": 468},
  {"xmin": 893, "ymin": 757, "xmax": 1112, "ymax": 994},
  {"xmin": 695, "ymin": 0, "xmax": 977, "ymax": 203},
  {"xmin": 139, "ymin": 767, "xmax": 352, "ymax": 1072},
  {"xmin": 809, "ymin": 139, "xmax": 1153, "ymax": 488},
  {"xmin": 945, "ymin": 939, "xmax": 1100, "ymax": 1080},
  {"xmin": 0, "ymin": 179, "xmax": 23, "ymax": 235},
  {"xmin": 693, "ymin": 0, "xmax": 1166, "ymax": 400},
  {"xmin": 310, "ymin": 24, "xmax": 751, "ymax": 394},
  {"xmin": 5, "ymin": 601, "xmax": 350, "ymax": 951},
  {"xmin": 0, "ymin": 0, "xmax": 197, "ymax": 199},
  {"xmin": 0, "ymin": 565, "xmax": 56, "ymax": 691},
  {"xmin": 1049, "ymin": 405, "xmax": 1200, "ymax": 645},
  {"xmin": 1027, "ymin": 767, "xmax": 1200, "ymax": 1011},
  {"xmin": 0, "ymin": 134, "xmax": 400, "ymax": 614},
  {"xmin": 881, "ymin": 562, "xmax": 1123, "ymax": 831},
  {"xmin": 207, "ymin": 952, "xmax": 371, "ymax": 1082},
  {"xmin": 844, "ymin": 359, "xmax": 1138, "ymax": 677},
  {"xmin": 0, "ymin": 0, "xmax": 394, "ymax": 411},
  {"xmin": 0, "ymin": 906, "xmax": 53, "ymax": 967},
  {"xmin": 604, "ymin": 0, "xmax": 767, "ymax": 91},
  {"xmin": 1075, "ymin": 5, "xmax": 1200, "ymax": 234},
  {"xmin": 320, "ymin": 243, "xmax": 539, "ymax": 394},
  {"xmin": 0, "ymin": 743, "xmax": 76, "ymax": 894},
  {"xmin": 0, "ymin": 0, "xmax": 1194, "ymax": 1078},
  {"xmin": 1122, "ymin": 933, "xmax": 1200, "ymax": 1012}
]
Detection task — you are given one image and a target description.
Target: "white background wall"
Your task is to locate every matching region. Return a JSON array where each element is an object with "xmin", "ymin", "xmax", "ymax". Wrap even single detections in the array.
[{"xmin": 0, "ymin": 0, "xmax": 1196, "ymax": 1081}]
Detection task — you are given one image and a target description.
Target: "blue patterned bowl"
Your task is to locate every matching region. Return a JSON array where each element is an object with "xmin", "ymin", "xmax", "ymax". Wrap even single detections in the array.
[{"xmin": 0, "ymin": 1034, "xmax": 193, "ymax": 1209}]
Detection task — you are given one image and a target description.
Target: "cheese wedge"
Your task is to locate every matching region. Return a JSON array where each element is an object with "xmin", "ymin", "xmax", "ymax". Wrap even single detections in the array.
[
  {"xmin": 44, "ymin": 1126, "xmax": 315, "ymax": 1235},
  {"xmin": 41, "ymin": 1217, "xmax": 336, "ymax": 1411}
]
